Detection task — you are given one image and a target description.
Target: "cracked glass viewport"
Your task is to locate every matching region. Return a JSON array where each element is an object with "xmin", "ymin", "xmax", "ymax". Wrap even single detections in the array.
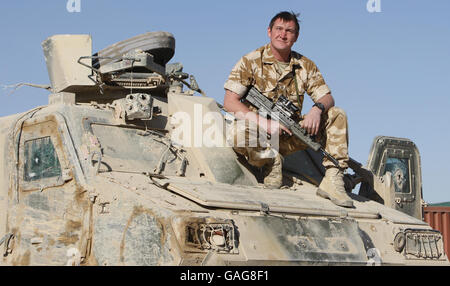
[
  {"xmin": 24, "ymin": 136, "xmax": 62, "ymax": 181},
  {"xmin": 384, "ymin": 157, "xmax": 410, "ymax": 194}
]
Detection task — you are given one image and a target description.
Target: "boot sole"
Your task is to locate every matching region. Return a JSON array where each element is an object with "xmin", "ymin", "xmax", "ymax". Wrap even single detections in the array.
[{"xmin": 316, "ymin": 188, "xmax": 354, "ymax": 208}]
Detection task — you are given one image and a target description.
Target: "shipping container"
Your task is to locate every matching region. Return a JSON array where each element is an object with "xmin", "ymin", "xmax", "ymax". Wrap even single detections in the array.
[{"xmin": 423, "ymin": 206, "xmax": 450, "ymax": 257}]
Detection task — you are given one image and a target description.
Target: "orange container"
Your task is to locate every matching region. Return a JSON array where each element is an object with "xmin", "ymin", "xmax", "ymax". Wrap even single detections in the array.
[{"xmin": 423, "ymin": 206, "xmax": 450, "ymax": 257}]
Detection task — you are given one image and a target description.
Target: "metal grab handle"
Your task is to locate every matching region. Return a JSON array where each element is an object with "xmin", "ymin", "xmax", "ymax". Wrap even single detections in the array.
[
  {"xmin": 0, "ymin": 233, "xmax": 13, "ymax": 246},
  {"xmin": 1, "ymin": 233, "xmax": 14, "ymax": 256},
  {"xmin": 90, "ymin": 151, "xmax": 102, "ymax": 174}
]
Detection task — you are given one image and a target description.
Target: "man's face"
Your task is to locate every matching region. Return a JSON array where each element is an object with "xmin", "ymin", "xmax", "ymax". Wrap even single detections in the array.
[{"xmin": 267, "ymin": 18, "xmax": 299, "ymax": 54}]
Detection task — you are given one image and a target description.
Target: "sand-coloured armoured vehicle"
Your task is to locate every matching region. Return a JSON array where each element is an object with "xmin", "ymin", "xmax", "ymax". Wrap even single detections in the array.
[{"xmin": 0, "ymin": 32, "xmax": 447, "ymax": 265}]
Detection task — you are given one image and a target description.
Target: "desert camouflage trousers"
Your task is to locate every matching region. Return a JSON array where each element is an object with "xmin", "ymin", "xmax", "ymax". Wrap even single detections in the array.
[{"xmin": 227, "ymin": 106, "xmax": 350, "ymax": 169}]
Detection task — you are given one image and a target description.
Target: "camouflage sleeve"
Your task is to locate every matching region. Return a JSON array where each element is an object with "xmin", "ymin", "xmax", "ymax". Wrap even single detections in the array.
[
  {"xmin": 224, "ymin": 56, "xmax": 254, "ymax": 98},
  {"xmin": 304, "ymin": 60, "xmax": 331, "ymax": 102}
]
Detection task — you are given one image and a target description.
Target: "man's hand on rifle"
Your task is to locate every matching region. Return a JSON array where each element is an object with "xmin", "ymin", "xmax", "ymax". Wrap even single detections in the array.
[
  {"xmin": 301, "ymin": 107, "xmax": 322, "ymax": 136},
  {"xmin": 300, "ymin": 93, "xmax": 335, "ymax": 136},
  {"xmin": 224, "ymin": 89, "xmax": 292, "ymax": 137}
]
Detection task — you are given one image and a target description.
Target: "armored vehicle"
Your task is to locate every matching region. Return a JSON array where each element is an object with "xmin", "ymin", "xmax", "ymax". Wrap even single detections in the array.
[{"xmin": 0, "ymin": 32, "xmax": 447, "ymax": 266}]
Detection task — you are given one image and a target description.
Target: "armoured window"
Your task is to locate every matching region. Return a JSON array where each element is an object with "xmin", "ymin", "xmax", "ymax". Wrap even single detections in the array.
[
  {"xmin": 384, "ymin": 157, "xmax": 410, "ymax": 194},
  {"xmin": 23, "ymin": 136, "xmax": 62, "ymax": 182}
]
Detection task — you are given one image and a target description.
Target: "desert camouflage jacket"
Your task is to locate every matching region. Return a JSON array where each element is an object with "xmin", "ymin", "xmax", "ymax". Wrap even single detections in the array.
[{"xmin": 224, "ymin": 43, "xmax": 331, "ymax": 113}]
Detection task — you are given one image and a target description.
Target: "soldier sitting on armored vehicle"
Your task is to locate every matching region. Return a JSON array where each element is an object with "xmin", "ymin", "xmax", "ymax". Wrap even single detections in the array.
[
  {"xmin": 223, "ymin": 11, "xmax": 353, "ymax": 208},
  {"xmin": 1, "ymin": 26, "xmax": 447, "ymax": 266}
]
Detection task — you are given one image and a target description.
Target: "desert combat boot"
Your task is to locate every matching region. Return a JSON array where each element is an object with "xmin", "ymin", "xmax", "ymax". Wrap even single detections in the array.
[
  {"xmin": 263, "ymin": 153, "xmax": 283, "ymax": 189},
  {"xmin": 316, "ymin": 167, "xmax": 354, "ymax": 208}
]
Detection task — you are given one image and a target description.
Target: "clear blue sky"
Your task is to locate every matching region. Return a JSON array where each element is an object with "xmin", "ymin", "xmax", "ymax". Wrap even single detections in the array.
[{"xmin": 1, "ymin": 0, "xmax": 449, "ymax": 203}]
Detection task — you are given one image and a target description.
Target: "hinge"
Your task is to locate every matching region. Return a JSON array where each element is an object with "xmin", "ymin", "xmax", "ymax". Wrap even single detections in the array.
[{"xmin": 260, "ymin": 203, "xmax": 270, "ymax": 215}]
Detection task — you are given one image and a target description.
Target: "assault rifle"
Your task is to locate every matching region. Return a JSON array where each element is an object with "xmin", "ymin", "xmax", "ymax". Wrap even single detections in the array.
[
  {"xmin": 243, "ymin": 86, "xmax": 342, "ymax": 168},
  {"xmin": 242, "ymin": 86, "xmax": 387, "ymax": 193}
]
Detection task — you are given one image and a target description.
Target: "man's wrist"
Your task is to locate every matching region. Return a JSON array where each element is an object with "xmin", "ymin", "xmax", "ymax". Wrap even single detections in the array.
[{"xmin": 313, "ymin": 102, "xmax": 325, "ymax": 113}]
